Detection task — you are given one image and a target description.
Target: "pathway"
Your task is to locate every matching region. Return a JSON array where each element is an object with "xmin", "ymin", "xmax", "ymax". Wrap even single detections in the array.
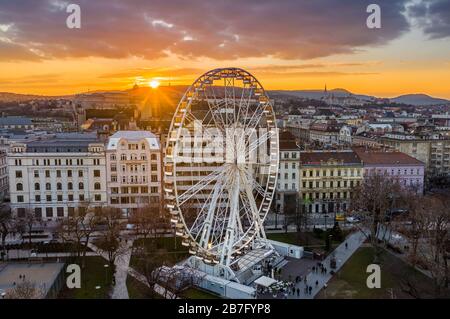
[
  {"xmin": 267, "ymin": 230, "xmax": 366, "ymax": 299},
  {"xmin": 87, "ymin": 239, "xmax": 133, "ymax": 299}
]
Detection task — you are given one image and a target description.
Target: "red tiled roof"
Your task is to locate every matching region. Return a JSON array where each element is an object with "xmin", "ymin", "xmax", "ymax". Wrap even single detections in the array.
[
  {"xmin": 300, "ymin": 151, "xmax": 362, "ymax": 165},
  {"xmin": 353, "ymin": 147, "xmax": 424, "ymax": 165}
]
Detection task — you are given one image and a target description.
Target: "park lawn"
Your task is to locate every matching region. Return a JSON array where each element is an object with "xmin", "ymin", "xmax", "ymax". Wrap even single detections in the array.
[
  {"xmin": 180, "ymin": 288, "xmax": 221, "ymax": 299},
  {"xmin": 58, "ymin": 256, "xmax": 112, "ymax": 299},
  {"xmin": 126, "ymin": 275, "xmax": 162, "ymax": 299},
  {"xmin": 316, "ymin": 247, "xmax": 435, "ymax": 299},
  {"xmin": 130, "ymin": 236, "xmax": 189, "ymax": 273},
  {"xmin": 267, "ymin": 231, "xmax": 343, "ymax": 252}
]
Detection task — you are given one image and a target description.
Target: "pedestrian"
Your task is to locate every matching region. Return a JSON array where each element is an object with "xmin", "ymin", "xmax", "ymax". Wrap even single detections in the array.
[
  {"xmin": 308, "ymin": 286, "xmax": 312, "ymax": 295},
  {"xmin": 345, "ymin": 242, "xmax": 348, "ymax": 249},
  {"xmin": 315, "ymin": 280, "xmax": 318, "ymax": 287},
  {"xmin": 312, "ymin": 266, "xmax": 315, "ymax": 273}
]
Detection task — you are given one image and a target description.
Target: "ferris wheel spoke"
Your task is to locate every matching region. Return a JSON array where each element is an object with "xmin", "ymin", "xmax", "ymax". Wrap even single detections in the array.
[
  {"xmin": 178, "ymin": 167, "xmax": 225, "ymax": 206},
  {"xmin": 239, "ymin": 171, "xmax": 264, "ymax": 234}
]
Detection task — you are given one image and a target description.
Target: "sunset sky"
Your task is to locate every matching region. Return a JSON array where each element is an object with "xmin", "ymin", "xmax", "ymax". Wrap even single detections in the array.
[{"xmin": 0, "ymin": 0, "xmax": 449, "ymax": 98}]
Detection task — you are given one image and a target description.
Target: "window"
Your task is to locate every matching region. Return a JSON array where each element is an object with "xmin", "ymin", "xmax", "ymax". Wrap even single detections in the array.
[
  {"xmin": 68, "ymin": 182, "xmax": 73, "ymax": 190},
  {"xmin": 15, "ymin": 170, "xmax": 23, "ymax": 178},
  {"xmin": 17, "ymin": 195, "xmax": 24, "ymax": 202},
  {"xmin": 46, "ymin": 207, "xmax": 53, "ymax": 218},
  {"xmin": 46, "ymin": 195, "xmax": 52, "ymax": 202},
  {"xmin": 56, "ymin": 170, "xmax": 61, "ymax": 178},
  {"xmin": 79, "ymin": 182, "xmax": 84, "ymax": 190},
  {"xmin": 35, "ymin": 195, "xmax": 41, "ymax": 202},
  {"xmin": 94, "ymin": 170, "xmax": 101, "ymax": 177},
  {"xmin": 57, "ymin": 183, "xmax": 62, "ymax": 190},
  {"xmin": 57, "ymin": 195, "xmax": 63, "ymax": 202},
  {"xmin": 78, "ymin": 170, "xmax": 83, "ymax": 177},
  {"xmin": 68, "ymin": 194, "xmax": 74, "ymax": 201},
  {"xmin": 34, "ymin": 208, "xmax": 42, "ymax": 218},
  {"xmin": 79, "ymin": 194, "xmax": 85, "ymax": 201},
  {"xmin": 67, "ymin": 170, "xmax": 72, "ymax": 177},
  {"xmin": 151, "ymin": 154, "xmax": 157, "ymax": 161},
  {"xmin": 68, "ymin": 207, "xmax": 75, "ymax": 217},
  {"xmin": 34, "ymin": 171, "xmax": 39, "ymax": 178},
  {"xmin": 94, "ymin": 182, "xmax": 101, "ymax": 190},
  {"xmin": 46, "ymin": 183, "xmax": 51, "ymax": 191},
  {"xmin": 45, "ymin": 170, "xmax": 50, "ymax": 178},
  {"xmin": 16, "ymin": 183, "xmax": 23, "ymax": 191},
  {"xmin": 121, "ymin": 154, "xmax": 127, "ymax": 161},
  {"xmin": 57, "ymin": 207, "xmax": 64, "ymax": 217},
  {"xmin": 94, "ymin": 194, "xmax": 101, "ymax": 201}
]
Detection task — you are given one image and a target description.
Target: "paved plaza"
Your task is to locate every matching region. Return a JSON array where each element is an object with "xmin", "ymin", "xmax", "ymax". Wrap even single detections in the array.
[{"xmin": 260, "ymin": 231, "xmax": 366, "ymax": 299}]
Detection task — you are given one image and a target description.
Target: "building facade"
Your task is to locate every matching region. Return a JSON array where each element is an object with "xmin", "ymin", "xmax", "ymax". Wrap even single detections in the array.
[
  {"xmin": 0, "ymin": 150, "xmax": 8, "ymax": 201},
  {"xmin": 106, "ymin": 131, "xmax": 163, "ymax": 216},
  {"xmin": 275, "ymin": 131, "xmax": 300, "ymax": 214},
  {"xmin": 353, "ymin": 147, "xmax": 425, "ymax": 193},
  {"xmin": 8, "ymin": 133, "xmax": 107, "ymax": 219},
  {"xmin": 379, "ymin": 135, "xmax": 450, "ymax": 177},
  {"xmin": 299, "ymin": 150, "xmax": 363, "ymax": 215}
]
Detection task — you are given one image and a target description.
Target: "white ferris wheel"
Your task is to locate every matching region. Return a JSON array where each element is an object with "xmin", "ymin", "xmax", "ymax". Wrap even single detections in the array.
[{"xmin": 164, "ymin": 68, "xmax": 279, "ymax": 281}]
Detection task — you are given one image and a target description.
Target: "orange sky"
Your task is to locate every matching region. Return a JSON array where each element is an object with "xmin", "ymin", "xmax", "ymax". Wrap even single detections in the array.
[{"xmin": 0, "ymin": 1, "xmax": 449, "ymax": 99}]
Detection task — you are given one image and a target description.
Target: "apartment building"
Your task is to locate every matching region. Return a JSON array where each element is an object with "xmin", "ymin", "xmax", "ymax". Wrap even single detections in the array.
[
  {"xmin": 299, "ymin": 150, "xmax": 363, "ymax": 215},
  {"xmin": 379, "ymin": 134, "xmax": 450, "ymax": 176},
  {"xmin": 0, "ymin": 150, "xmax": 8, "ymax": 201},
  {"xmin": 106, "ymin": 131, "xmax": 163, "ymax": 216},
  {"xmin": 353, "ymin": 147, "xmax": 425, "ymax": 193},
  {"xmin": 8, "ymin": 133, "xmax": 107, "ymax": 219},
  {"xmin": 275, "ymin": 131, "xmax": 300, "ymax": 214}
]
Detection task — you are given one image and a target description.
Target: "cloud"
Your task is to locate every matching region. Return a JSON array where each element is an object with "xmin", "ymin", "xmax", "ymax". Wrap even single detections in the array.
[
  {"xmin": 0, "ymin": 0, "xmax": 412, "ymax": 62},
  {"xmin": 407, "ymin": 0, "xmax": 450, "ymax": 39}
]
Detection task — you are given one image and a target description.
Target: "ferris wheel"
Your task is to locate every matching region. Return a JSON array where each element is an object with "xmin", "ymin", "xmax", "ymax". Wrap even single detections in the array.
[{"xmin": 164, "ymin": 68, "xmax": 279, "ymax": 278}]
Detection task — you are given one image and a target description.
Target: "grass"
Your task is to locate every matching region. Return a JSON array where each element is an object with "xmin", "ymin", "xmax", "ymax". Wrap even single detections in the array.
[
  {"xmin": 180, "ymin": 288, "xmax": 221, "ymax": 299},
  {"xmin": 267, "ymin": 230, "xmax": 345, "ymax": 253},
  {"xmin": 316, "ymin": 247, "xmax": 436, "ymax": 299},
  {"xmin": 58, "ymin": 256, "xmax": 112, "ymax": 299},
  {"xmin": 130, "ymin": 236, "xmax": 189, "ymax": 272},
  {"xmin": 126, "ymin": 275, "xmax": 161, "ymax": 299}
]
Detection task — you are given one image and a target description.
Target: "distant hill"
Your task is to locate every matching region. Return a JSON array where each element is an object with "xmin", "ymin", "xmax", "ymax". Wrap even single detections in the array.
[
  {"xmin": 270, "ymin": 88, "xmax": 375, "ymax": 102},
  {"xmin": 390, "ymin": 94, "xmax": 449, "ymax": 106},
  {"xmin": 0, "ymin": 92, "xmax": 72, "ymax": 102}
]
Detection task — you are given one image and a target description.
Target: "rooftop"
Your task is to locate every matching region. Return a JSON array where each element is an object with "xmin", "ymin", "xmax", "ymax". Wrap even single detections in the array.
[
  {"xmin": 353, "ymin": 148, "xmax": 424, "ymax": 166},
  {"xmin": 300, "ymin": 150, "xmax": 362, "ymax": 165},
  {"xmin": 0, "ymin": 116, "xmax": 33, "ymax": 126},
  {"xmin": 107, "ymin": 130, "xmax": 160, "ymax": 150}
]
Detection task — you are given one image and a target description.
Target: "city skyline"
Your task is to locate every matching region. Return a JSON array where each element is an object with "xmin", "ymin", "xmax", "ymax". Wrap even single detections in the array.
[{"xmin": 0, "ymin": 0, "xmax": 449, "ymax": 98}]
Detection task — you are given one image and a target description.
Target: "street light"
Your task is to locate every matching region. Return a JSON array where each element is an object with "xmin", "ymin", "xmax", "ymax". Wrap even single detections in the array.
[{"xmin": 104, "ymin": 264, "xmax": 109, "ymax": 285}]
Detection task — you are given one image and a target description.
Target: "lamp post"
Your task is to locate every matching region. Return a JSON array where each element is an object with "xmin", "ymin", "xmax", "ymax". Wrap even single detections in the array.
[{"xmin": 104, "ymin": 264, "xmax": 109, "ymax": 285}]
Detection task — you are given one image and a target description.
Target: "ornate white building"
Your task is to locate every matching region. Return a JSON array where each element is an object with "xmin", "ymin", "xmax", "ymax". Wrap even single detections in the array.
[
  {"xmin": 106, "ymin": 131, "xmax": 163, "ymax": 216},
  {"xmin": 8, "ymin": 133, "xmax": 107, "ymax": 219}
]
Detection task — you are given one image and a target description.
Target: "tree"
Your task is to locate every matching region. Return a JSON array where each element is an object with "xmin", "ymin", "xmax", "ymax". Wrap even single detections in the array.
[
  {"xmin": 0, "ymin": 204, "xmax": 14, "ymax": 253},
  {"xmin": 5, "ymin": 280, "xmax": 45, "ymax": 299},
  {"xmin": 414, "ymin": 195, "xmax": 450, "ymax": 298},
  {"xmin": 16, "ymin": 209, "xmax": 41, "ymax": 245},
  {"xmin": 59, "ymin": 202, "xmax": 100, "ymax": 267},
  {"xmin": 95, "ymin": 207, "xmax": 127, "ymax": 270},
  {"xmin": 129, "ymin": 205, "xmax": 160, "ymax": 244},
  {"xmin": 350, "ymin": 173, "xmax": 405, "ymax": 263}
]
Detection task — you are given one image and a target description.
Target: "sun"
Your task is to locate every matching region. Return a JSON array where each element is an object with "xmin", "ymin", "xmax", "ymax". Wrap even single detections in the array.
[{"xmin": 149, "ymin": 80, "xmax": 160, "ymax": 89}]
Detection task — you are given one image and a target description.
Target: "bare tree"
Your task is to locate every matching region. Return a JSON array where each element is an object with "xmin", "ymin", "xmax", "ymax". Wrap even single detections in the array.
[
  {"xmin": 59, "ymin": 202, "xmax": 100, "ymax": 267},
  {"xmin": 414, "ymin": 195, "xmax": 450, "ymax": 298},
  {"xmin": 5, "ymin": 280, "xmax": 45, "ymax": 299},
  {"xmin": 350, "ymin": 173, "xmax": 404, "ymax": 263},
  {"xmin": 95, "ymin": 207, "xmax": 127, "ymax": 269},
  {"xmin": 16, "ymin": 209, "xmax": 41, "ymax": 245},
  {"xmin": 0, "ymin": 204, "xmax": 14, "ymax": 253},
  {"xmin": 129, "ymin": 205, "xmax": 160, "ymax": 244}
]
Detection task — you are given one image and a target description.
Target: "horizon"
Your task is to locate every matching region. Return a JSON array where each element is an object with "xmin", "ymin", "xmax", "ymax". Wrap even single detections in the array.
[{"xmin": 0, "ymin": 1, "xmax": 449, "ymax": 98}]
